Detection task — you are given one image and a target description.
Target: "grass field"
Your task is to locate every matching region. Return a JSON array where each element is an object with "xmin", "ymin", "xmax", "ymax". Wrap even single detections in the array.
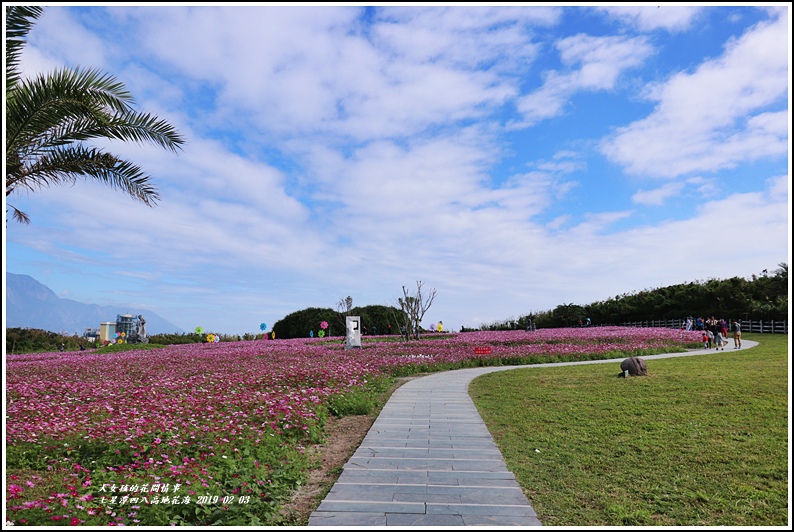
[{"xmin": 470, "ymin": 332, "xmax": 790, "ymax": 526}]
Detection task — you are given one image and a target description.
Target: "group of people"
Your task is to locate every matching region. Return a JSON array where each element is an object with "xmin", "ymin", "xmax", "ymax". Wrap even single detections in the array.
[
  {"xmin": 695, "ymin": 316, "xmax": 742, "ymax": 350},
  {"xmin": 58, "ymin": 343, "xmax": 86, "ymax": 352}
]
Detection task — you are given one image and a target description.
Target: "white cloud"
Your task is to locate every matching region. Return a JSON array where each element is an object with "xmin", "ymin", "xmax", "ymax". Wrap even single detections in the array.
[
  {"xmin": 632, "ymin": 182, "xmax": 686, "ymax": 206},
  {"xmin": 124, "ymin": 5, "xmax": 556, "ymax": 142},
  {"xmin": 766, "ymin": 173, "xmax": 789, "ymax": 199},
  {"xmin": 372, "ymin": 6, "xmax": 559, "ymax": 68},
  {"xmin": 515, "ymin": 34, "xmax": 653, "ymax": 126},
  {"xmin": 24, "ymin": 7, "xmax": 109, "ymax": 71},
  {"xmin": 600, "ymin": 13, "xmax": 789, "ymax": 178},
  {"xmin": 597, "ymin": 6, "xmax": 704, "ymax": 32}
]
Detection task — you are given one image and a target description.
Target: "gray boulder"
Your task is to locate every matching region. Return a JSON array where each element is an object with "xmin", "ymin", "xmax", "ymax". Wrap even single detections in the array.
[{"xmin": 620, "ymin": 357, "xmax": 647, "ymax": 377}]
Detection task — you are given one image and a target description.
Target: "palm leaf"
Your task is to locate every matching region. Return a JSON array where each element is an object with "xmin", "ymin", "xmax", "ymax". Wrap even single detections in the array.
[
  {"xmin": 5, "ymin": 6, "xmax": 185, "ymax": 225},
  {"xmin": 5, "ymin": 5, "xmax": 43, "ymax": 90},
  {"xmin": 12, "ymin": 145, "xmax": 160, "ymax": 206}
]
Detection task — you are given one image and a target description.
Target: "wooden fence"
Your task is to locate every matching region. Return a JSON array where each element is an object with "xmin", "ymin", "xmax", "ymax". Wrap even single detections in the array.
[{"xmin": 619, "ymin": 319, "xmax": 789, "ymax": 334}]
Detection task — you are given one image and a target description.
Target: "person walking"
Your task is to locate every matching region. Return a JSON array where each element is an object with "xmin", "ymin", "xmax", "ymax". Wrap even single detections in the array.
[
  {"xmin": 714, "ymin": 329, "xmax": 724, "ymax": 350},
  {"xmin": 707, "ymin": 317, "xmax": 719, "ymax": 348},
  {"xmin": 732, "ymin": 320, "xmax": 742, "ymax": 349}
]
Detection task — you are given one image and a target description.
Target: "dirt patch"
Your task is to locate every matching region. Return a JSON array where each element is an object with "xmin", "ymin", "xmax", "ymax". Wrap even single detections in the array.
[
  {"xmin": 279, "ymin": 413, "xmax": 376, "ymax": 525},
  {"xmin": 279, "ymin": 377, "xmax": 420, "ymax": 525}
]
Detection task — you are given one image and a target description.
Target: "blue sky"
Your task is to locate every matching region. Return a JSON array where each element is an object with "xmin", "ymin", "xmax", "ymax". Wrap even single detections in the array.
[{"xmin": 4, "ymin": 4, "xmax": 791, "ymax": 336}]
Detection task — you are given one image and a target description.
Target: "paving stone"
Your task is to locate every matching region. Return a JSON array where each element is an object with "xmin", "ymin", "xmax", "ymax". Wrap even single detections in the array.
[{"xmin": 309, "ymin": 344, "xmax": 759, "ymax": 527}]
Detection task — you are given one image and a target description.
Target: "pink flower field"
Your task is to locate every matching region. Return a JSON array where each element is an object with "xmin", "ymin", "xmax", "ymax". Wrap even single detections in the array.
[{"xmin": 5, "ymin": 326, "xmax": 702, "ymax": 526}]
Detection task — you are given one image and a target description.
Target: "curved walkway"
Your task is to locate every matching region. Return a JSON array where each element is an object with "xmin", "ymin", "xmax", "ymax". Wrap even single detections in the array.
[{"xmin": 308, "ymin": 341, "xmax": 758, "ymax": 527}]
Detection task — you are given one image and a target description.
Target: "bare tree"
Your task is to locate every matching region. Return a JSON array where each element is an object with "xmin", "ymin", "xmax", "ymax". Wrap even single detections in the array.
[
  {"xmin": 337, "ymin": 296, "xmax": 353, "ymax": 314},
  {"xmin": 397, "ymin": 281, "xmax": 437, "ymax": 340},
  {"xmin": 335, "ymin": 296, "xmax": 353, "ymax": 333}
]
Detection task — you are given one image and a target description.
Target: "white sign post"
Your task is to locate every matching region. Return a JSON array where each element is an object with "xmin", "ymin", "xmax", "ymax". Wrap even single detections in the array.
[{"xmin": 345, "ymin": 316, "xmax": 362, "ymax": 350}]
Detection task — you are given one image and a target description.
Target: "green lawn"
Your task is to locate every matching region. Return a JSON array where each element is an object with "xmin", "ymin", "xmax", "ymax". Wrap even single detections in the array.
[{"xmin": 470, "ymin": 333, "xmax": 789, "ymax": 526}]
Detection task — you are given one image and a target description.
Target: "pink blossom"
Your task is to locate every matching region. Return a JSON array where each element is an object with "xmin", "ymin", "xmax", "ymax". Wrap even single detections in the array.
[{"xmin": 6, "ymin": 326, "xmax": 698, "ymax": 524}]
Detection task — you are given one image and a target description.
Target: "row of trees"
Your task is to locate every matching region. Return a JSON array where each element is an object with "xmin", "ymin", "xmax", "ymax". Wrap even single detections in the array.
[
  {"xmin": 272, "ymin": 281, "xmax": 439, "ymax": 340},
  {"xmin": 3, "ymin": 328, "xmax": 269, "ymax": 354},
  {"xmin": 479, "ymin": 264, "xmax": 788, "ymax": 331},
  {"xmin": 5, "ymin": 327, "xmax": 84, "ymax": 354},
  {"xmin": 272, "ymin": 304, "xmax": 401, "ymax": 340},
  {"xmin": 289, "ymin": 267, "xmax": 787, "ymax": 337}
]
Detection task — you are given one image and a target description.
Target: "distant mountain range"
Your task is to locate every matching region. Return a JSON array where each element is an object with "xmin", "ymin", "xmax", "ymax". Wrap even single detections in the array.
[{"xmin": 5, "ymin": 272, "xmax": 184, "ymax": 335}]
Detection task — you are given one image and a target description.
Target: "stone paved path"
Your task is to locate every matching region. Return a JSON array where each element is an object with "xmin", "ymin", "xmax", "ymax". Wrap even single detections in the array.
[{"xmin": 308, "ymin": 340, "xmax": 758, "ymax": 527}]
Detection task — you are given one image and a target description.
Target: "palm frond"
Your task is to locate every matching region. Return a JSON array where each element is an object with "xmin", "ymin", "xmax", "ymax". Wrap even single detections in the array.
[
  {"xmin": 5, "ymin": 6, "xmax": 184, "ymax": 225},
  {"xmin": 5, "ymin": 5, "xmax": 43, "ymax": 91},
  {"xmin": 7, "ymin": 67, "xmax": 184, "ymax": 179},
  {"xmin": 6, "ymin": 67, "xmax": 136, "ymax": 151},
  {"xmin": 10, "ymin": 145, "xmax": 160, "ymax": 206},
  {"xmin": 6, "ymin": 204, "xmax": 32, "ymax": 225},
  {"xmin": 100, "ymin": 111, "xmax": 186, "ymax": 152}
]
